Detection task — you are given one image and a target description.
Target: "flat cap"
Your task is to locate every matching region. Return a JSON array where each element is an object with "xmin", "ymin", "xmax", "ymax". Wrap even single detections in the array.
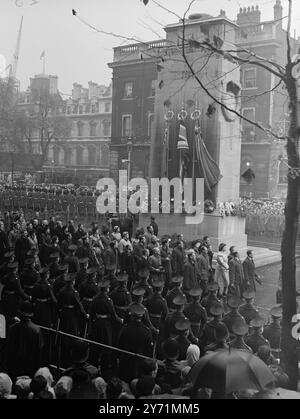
[
  {"xmin": 132, "ymin": 287, "xmax": 146, "ymax": 297},
  {"xmin": 189, "ymin": 288, "xmax": 202, "ymax": 297},
  {"xmin": 232, "ymin": 319, "xmax": 249, "ymax": 336},
  {"xmin": 270, "ymin": 305, "xmax": 282, "ymax": 318},
  {"xmin": 227, "ymin": 295, "xmax": 243, "ymax": 309},
  {"xmin": 210, "ymin": 302, "xmax": 224, "ymax": 316},
  {"xmin": 130, "ymin": 303, "xmax": 145, "ymax": 316},
  {"xmin": 175, "ymin": 318, "xmax": 191, "ymax": 332},
  {"xmin": 173, "ymin": 294, "xmax": 187, "ymax": 306},
  {"xmin": 207, "ymin": 282, "xmax": 219, "ymax": 292}
]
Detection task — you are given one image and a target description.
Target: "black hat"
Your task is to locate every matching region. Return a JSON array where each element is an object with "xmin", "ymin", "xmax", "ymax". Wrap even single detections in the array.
[
  {"xmin": 210, "ymin": 302, "xmax": 224, "ymax": 316},
  {"xmin": 152, "ymin": 278, "xmax": 164, "ymax": 288},
  {"xmin": 8, "ymin": 261, "xmax": 18, "ymax": 269},
  {"xmin": 189, "ymin": 288, "xmax": 202, "ymax": 297},
  {"xmin": 162, "ymin": 338, "xmax": 179, "ymax": 360},
  {"xmin": 207, "ymin": 282, "xmax": 219, "ymax": 292},
  {"xmin": 270, "ymin": 305, "xmax": 282, "ymax": 318},
  {"xmin": 19, "ymin": 301, "xmax": 34, "ymax": 318},
  {"xmin": 250, "ymin": 315, "xmax": 265, "ymax": 328},
  {"xmin": 58, "ymin": 264, "xmax": 68, "ymax": 272},
  {"xmin": 175, "ymin": 318, "xmax": 191, "ymax": 332},
  {"xmin": 171, "ymin": 275, "xmax": 183, "ymax": 284},
  {"xmin": 117, "ymin": 273, "xmax": 128, "ymax": 282},
  {"xmin": 173, "ymin": 294, "xmax": 187, "ymax": 306},
  {"xmin": 78, "ymin": 257, "xmax": 89, "ymax": 264},
  {"xmin": 242, "ymin": 289, "xmax": 256, "ymax": 300},
  {"xmin": 39, "ymin": 267, "xmax": 49, "ymax": 275},
  {"xmin": 25, "ymin": 258, "xmax": 35, "ymax": 265},
  {"xmin": 130, "ymin": 303, "xmax": 145, "ymax": 316},
  {"xmin": 232, "ymin": 319, "xmax": 249, "ymax": 336},
  {"xmin": 227, "ymin": 295, "xmax": 243, "ymax": 309},
  {"xmin": 132, "ymin": 287, "xmax": 146, "ymax": 297}
]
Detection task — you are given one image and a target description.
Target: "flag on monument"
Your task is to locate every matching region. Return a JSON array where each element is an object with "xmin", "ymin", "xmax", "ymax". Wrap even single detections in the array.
[
  {"xmin": 40, "ymin": 50, "xmax": 45, "ymax": 60},
  {"xmin": 177, "ymin": 124, "xmax": 190, "ymax": 181}
]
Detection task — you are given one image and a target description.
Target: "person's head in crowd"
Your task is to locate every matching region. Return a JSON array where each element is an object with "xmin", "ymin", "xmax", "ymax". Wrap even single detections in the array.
[
  {"xmin": 29, "ymin": 375, "xmax": 48, "ymax": 399},
  {"xmin": 200, "ymin": 245, "xmax": 208, "ymax": 255},
  {"xmin": 93, "ymin": 377, "xmax": 107, "ymax": 399},
  {"xmin": 229, "ymin": 245, "xmax": 236, "ymax": 255},
  {"xmin": 0, "ymin": 373, "xmax": 15, "ymax": 399},
  {"xmin": 139, "ymin": 235, "xmax": 146, "ymax": 245},
  {"xmin": 106, "ymin": 377, "xmax": 124, "ymax": 399},
  {"xmin": 162, "ymin": 338, "xmax": 180, "ymax": 362},
  {"xmin": 35, "ymin": 367, "xmax": 54, "ymax": 393},
  {"xmin": 247, "ymin": 249, "xmax": 253, "ymax": 258},
  {"xmin": 203, "ymin": 236, "xmax": 210, "ymax": 245},
  {"xmin": 187, "ymin": 249, "xmax": 196, "ymax": 263},
  {"xmin": 123, "ymin": 231, "xmax": 129, "ymax": 240},
  {"xmin": 54, "ymin": 376, "xmax": 73, "ymax": 399},
  {"xmin": 51, "ymin": 235, "xmax": 59, "ymax": 246},
  {"xmin": 219, "ymin": 243, "xmax": 227, "ymax": 253},
  {"xmin": 147, "ymin": 225, "xmax": 154, "ymax": 235},
  {"xmin": 14, "ymin": 376, "xmax": 32, "ymax": 399},
  {"xmin": 138, "ymin": 359, "xmax": 158, "ymax": 379}
]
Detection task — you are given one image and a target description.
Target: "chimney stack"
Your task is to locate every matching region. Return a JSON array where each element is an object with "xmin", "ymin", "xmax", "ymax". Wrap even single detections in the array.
[
  {"xmin": 274, "ymin": 0, "xmax": 283, "ymax": 26},
  {"xmin": 237, "ymin": 5, "xmax": 261, "ymax": 26}
]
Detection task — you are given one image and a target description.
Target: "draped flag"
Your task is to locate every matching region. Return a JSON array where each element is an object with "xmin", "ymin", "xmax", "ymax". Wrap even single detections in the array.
[
  {"xmin": 177, "ymin": 124, "xmax": 190, "ymax": 181},
  {"xmin": 40, "ymin": 50, "xmax": 45, "ymax": 60},
  {"xmin": 195, "ymin": 129, "xmax": 222, "ymax": 192}
]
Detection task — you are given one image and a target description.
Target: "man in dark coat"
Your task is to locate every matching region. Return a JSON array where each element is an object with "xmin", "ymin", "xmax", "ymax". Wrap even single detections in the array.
[
  {"xmin": 118, "ymin": 304, "xmax": 153, "ymax": 382},
  {"xmin": 245, "ymin": 315, "xmax": 270, "ymax": 354},
  {"xmin": 239, "ymin": 289, "xmax": 259, "ymax": 325},
  {"xmin": 198, "ymin": 245, "xmax": 210, "ymax": 292},
  {"xmin": 263, "ymin": 305, "xmax": 282, "ymax": 358},
  {"xmin": 6, "ymin": 301, "xmax": 44, "ymax": 380},
  {"xmin": 166, "ymin": 275, "xmax": 185, "ymax": 310},
  {"xmin": 20, "ymin": 258, "xmax": 40, "ymax": 296},
  {"xmin": 75, "ymin": 258, "xmax": 89, "ymax": 290},
  {"xmin": 64, "ymin": 245, "xmax": 80, "ymax": 274},
  {"xmin": 183, "ymin": 250, "xmax": 201, "ymax": 295},
  {"xmin": 15, "ymin": 230, "xmax": 30, "ymax": 271},
  {"xmin": 242, "ymin": 250, "xmax": 262, "ymax": 293},
  {"xmin": 171, "ymin": 240, "xmax": 185, "ymax": 276},
  {"xmin": 184, "ymin": 288, "xmax": 207, "ymax": 339},
  {"xmin": 229, "ymin": 251, "xmax": 244, "ymax": 297},
  {"xmin": 0, "ymin": 220, "xmax": 9, "ymax": 263},
  {"xmin": 145, "ymin": 278, "xmax": 168, "ymax": 330},
  {"xmin": 150, "ymin": 216, "xmax": 158, "ymax": 237}
]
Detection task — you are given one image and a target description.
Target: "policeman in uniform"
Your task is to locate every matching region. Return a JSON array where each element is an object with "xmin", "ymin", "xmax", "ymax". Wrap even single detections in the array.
[
  {"xmin": 184, "ymin": 287, "xmax": 207, "ymax": 340},
  {"xmin": 49, "ymin": 252, "xmax": 61, "ymax": 283},
  {"xmin": 53, "ymin": 264, "xmax": 69, "ymax": 296},
  {"xmin": 174, "ymin": 318, "xmax": 193, "ymax": 361},
  {"xmin": 110, "ymin": 273, "xmax": 132, "ymax": 320},
  {"xmin": 239, "ymin": 290, "xmax": 259, "ymax": 325},
  {"xmin": 166, "ymin": 275, "xmax": 185, "ymax": 310},
  {"xmin": 132, "ymin": 269, "xmax": 153, "ymax": 302},
  {"xmin": 245, "ymin": 314, "xmax": 270, "ymax": 354},
  {"xmin": 223, "ymin": 295, "xmax": 245, "ymax": 337},
  {"xmin": 201, "ymin": 301, "xmax": 226, "ymax": 352},
  {"xmin": 205, "ymin": 323, "xmax": 229, "ymax": 353},
  {"xmin": 79, "ymin": 267, "xmax": 99, "ymax": 315},
  {"xmin": 75, "ymin": 257, "xmax": 89, "ymax": 290},
  {"xmin": 230, "ymin": 318, "xmax": 253, "ymax": 353},
  {"xmin": 89, "ymin": 279, "xmax": 123, "ymax": 366},
  {"xmin": 64, "ymin": 245, "xmax": 80, "ymax": 274},
  {"xmin": 32, "ymin": 266, "xmax": 57, "ymax": 327},
  {"xmin": 145, "ymin": 278, "xmax": 168, "ymax": 330},
  {"xmin": 118, "ymin": 303, "xmax": 153, "ymax": 383},
  {"xmin": 126, "ymin": 288, "xmax": 158, "ymax": 337},
  {"xmin": 263, "ymin": 305, "xmax": 282, "ymax": 358},
  {"xmin": 201, "ymin": 282, "xmax": 222, "ymax": 318},
  {"xmin": 20, "ymin": 258, "xmax": 40, "ymax": 297}
]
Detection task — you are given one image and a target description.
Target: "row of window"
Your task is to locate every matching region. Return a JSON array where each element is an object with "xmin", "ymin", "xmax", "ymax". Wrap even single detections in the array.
[
  {"xmin": 121, "ymin": 113, "xmax": 154, "ymax": 138},
  {"xmin": 76, "ymin": 120, "xmax": 111, "ymax": 137},
  {"xmin": 61, "ymin": 102, "xmax": 111, "ymax": 115},
  {"xmin": 50, "ymin": 145, "xmax": 109, "ymax": 167},
  {"xmin": 123, "ymin": 80, "xmax": 156, "ymax": 99}
]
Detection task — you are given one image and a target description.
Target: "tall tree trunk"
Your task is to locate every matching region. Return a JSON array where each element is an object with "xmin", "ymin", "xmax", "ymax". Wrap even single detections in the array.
[{"xmin": 281, "ymin": 65, "xmax": 299, "ymax": 390}]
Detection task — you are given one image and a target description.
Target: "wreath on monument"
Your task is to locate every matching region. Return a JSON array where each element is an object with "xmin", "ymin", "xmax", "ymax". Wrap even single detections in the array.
[{"xmin": 204, "ymin": 200, "xmax": 215, "ymax": 213}]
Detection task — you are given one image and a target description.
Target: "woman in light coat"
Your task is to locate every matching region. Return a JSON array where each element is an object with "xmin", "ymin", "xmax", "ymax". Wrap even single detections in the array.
[{"xmin": 215, "ymin": 243, "xmax": 229, "ymax": 297}]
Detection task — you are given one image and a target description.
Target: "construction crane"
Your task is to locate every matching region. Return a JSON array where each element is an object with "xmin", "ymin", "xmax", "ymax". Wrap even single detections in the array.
[{"xmin": 9, "ymin": 16, "xmax": 23, "ymax": 80}]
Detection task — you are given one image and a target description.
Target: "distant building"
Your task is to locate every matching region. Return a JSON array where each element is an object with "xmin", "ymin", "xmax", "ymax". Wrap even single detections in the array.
[
  {"xmin": 108, "ymin": 41, "xmax": 165, "ymax": 180},
  {"xmin": 237, "ymin": 1, "xmax": 299, "ymax": 198},
  {"xmin": 18, "ymin": 75, "xmax": 111, "ymax": 185}
]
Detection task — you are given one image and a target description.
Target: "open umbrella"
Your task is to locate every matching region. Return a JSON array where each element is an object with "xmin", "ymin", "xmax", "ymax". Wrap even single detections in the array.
[{"xmin": 185, "ymin": 349, "xmax": 275, "ymax": 395}]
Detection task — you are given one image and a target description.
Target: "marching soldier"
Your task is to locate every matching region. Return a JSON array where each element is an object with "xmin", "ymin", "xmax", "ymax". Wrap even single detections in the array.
[
  {"xmin": 145, "ymin": 278, "xmax": 168, "ymax": 330},
  {"xmin": 223, "ymin": 295, "xmax": 245, "ymax": 337},
  {"xmin": 184, "ymin": 288, "xmax": 207, "ymax": 340},
  {"xmin": 239, "ymin": 290, "xmax": 259, "ymax": 325},
  {"xmin": 166, "ymin": 275, "xmax": 185, "ymax": 310},
  {"xmin": 126, "ymin": 288, "xmax": 158, "ymax": 337},
  {"xmin": 110, "ymin": 273, "xmax": 132, "ymax": 320},
  {"xmin": 230, "ymin": 319, "xmax": 253, "ymax": 353},
  {"xmin": 75, "ymin": 257, "xmax": 89, "ymax": 290},
  {"xmin": 245, "ymin": 315, "xmax": 270, "ymax": 354},
  {"xmin": 78, "ymin": 267, "xmax": 99, "ymax": 314},
  {"xmin": 132, "ymin": 269, "xmax": 153, "ymax": 302},
  {"xmin": 263, "ymin": 305, "xmax": 282, "ymax": 358},
  {"xmin": 20, "ymin": 258, "xmax": 40, "ymax": 297},
  {"xmin": 174, "ymin": 318, "xmax": 193, "ymax": 361},
  {"xmin": 89, "ymin": 280, "xmax": 123, "ymax": 366},
  {"xmin": 205, "ymin": 323, "xmax": 229, "ymax": 353}
]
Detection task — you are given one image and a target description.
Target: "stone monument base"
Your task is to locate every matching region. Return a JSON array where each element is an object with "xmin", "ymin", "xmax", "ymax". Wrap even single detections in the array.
[{"xmin": 139, "ymin": 212, "xmax": 247, "ymax": 251}]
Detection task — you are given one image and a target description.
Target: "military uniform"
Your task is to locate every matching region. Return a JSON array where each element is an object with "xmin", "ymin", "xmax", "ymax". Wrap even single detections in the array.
[
  {"xmin": 230, "ymin": 319, "xmax": 253, "ymax": 353},
  {"xmin": 75, "ymin": 264, "xmax": 89, "ymax": 290},
  {"xmin": 184, "ymin": 300, "xmax": 207, "ymax": 339},
  {"xmin": 78, "ymin": 269, "xmax": 99, "ymax": 314},
  {"xmin": 20, "ymin": 260, "xmax": 41, "ymax": 296},
  {"xmin": 245, "ymin": 332, "xmax": 270, "ymax": 354},
  {"xmin": 263, "ymin": 323, "xmax": 281, "ymax": 352},
  {"xmin": 239, "ymin": 303, "xmax": 259, "ymax": 325},
  {"xmin": 64, "ymin": 246, "xmax": 80, "ymax": 274},
  {"xmin": 146, "ymin": 290, "xmax": 169, "ymax": 329},
  {"xmin": 32, "ymin": 269, "xmax": 57, "ymax": 327}
]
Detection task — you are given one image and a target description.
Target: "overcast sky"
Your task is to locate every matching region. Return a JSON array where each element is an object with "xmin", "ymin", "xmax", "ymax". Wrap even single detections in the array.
[{"xmin": 1, "ymin": 0, "xmax": 300, "ymax": 95}]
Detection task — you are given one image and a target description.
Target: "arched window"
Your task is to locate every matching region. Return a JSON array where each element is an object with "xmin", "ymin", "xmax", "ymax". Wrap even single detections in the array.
[
  {"xmin": 88, "ymin": 146, "xmax": 97, "ymax": 166},
  {"xmin": 240, "ymin": 158, "xmax": 255, "ymax": 184},
  {"xmin": 90, "ymin": 122, "xmax": 97, "ymax": 137},
  {"xmin": 77, "ymin": 121, "xmax": 84, "ymax": 137},
  {"xmin": 102, "ymin": 120, "xmax": 111, "ymax": 137},
  {"xmin": 77, "ymin": 146, "xmax": 84, "ymax": 166},
  {"xmin": 53, "ymin": 146, "xmax": 60, "ymax": 165},
  {"xmin": 278, "ymin": 160, "xmax": 288, "ymax": 184},
  {"xmin": 65, "ymin": 148, "xmax": 72, "ymax": 166}
]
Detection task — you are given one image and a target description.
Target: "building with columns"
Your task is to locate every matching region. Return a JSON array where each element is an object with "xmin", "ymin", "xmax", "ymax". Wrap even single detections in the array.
[{"xmin": 18, "ymin": 75, "xmax": 111, "ymax": 185}]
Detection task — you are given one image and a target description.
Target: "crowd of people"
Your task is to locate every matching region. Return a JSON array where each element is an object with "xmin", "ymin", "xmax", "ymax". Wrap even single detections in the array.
[{"xmin": 0, "ymin": 209, "xmax": 290, "ymax": 399}]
